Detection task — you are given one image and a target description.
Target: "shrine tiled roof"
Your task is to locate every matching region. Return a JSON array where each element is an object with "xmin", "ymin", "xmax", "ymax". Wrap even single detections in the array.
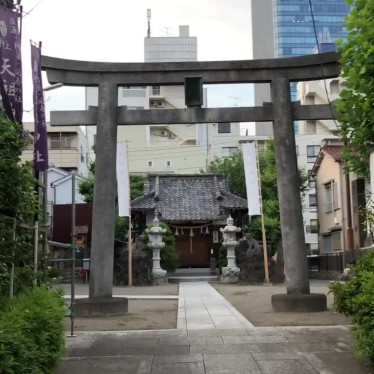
[{"xmin": 131, "ymin": 174, "xmax": 247, "ymax": 222}]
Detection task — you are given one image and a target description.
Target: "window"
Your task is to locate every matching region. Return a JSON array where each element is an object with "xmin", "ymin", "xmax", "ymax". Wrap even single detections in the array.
[
  {"xmin": 306, "ymin": 121, "xmax": 316, "ymax": 135},
  {"xmin": 122, "ymin": 88, "xmax": 146, "ymax": 98},
  {"xmin": 332, "ymin": 230, "xmax": 342, "ymax": 251},
  {"xmin": 80, "ymin": 146, "xmax": 84, "ymax": 163},
  {"xmin": 310, "ymin": 219, "xmax": 318, "ymax": 234},
  {"xmin": 218, "ymin": 122, "xmax": 231, "ymax": 134},
  {"xmin": 322, "ymin": 234, "xmax": 332, "ymax": 254},
  {"xmin": 325, "ymin": 181, "xmax": 339, "ymax": 212},
  {"xmin": 309, "ymin": 194, "xmax": 317, "ymax": 209},
  {"xmin": 165, "ymin": 160, "xmax": 172, "ymax": 167},
  {"xmin": 333, "ymin": 182, "xmax": 339, "ymax": 210},
  {"xmin": 307, "ymin": 145, "xmax": 320, "ymax": 163},
  {"xmin": 308, "ymin": 178, "xmax": 316, "ymax": 189},
  {"xmin": 151, "ymin": 86, "xmax": 161, "ymax": 96},
  {"xmin": 50, "ymin": 134, "xmax": 72, "ymax": 149},
  {"xmin": 330, "ymin": 80, "xmax": 339, "ymax": 95},
  {"xmin": 325, "ymin": 183, "xmax": 333, "ymax": 212},
  {"xmin": 147, "ymin": 160, "xmax": 153, "ymax": 167},
  {"xmin": 222, "ymin": 147, "xmax": 238, "ymax": 157}
]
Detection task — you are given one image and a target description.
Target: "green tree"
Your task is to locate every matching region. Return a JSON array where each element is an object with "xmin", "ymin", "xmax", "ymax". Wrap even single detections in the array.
[
  {"xmin": 78, "ymin": 161, "xmax": 145, "ymax": 203},
  {"xmin": 206, "ymin": 151, "xmax": 246, "ymax": 197},
  {"xmin": 0, "ymin": 118, "xmax": 36, "ymax": 221},
  {"xmin": 0, "ymin": 116, "xmax": 38, "ymax": 296},
  {"xmin": 330, "ymin": 251, "xmax": 374, "ymax": 362},
  {"xmin": 206, "ymin": 141, "xmax": 308, "ymax": 247},
  {"xmin": 337, "ymin": 0, "xmax": 374, "ymax": 176}
]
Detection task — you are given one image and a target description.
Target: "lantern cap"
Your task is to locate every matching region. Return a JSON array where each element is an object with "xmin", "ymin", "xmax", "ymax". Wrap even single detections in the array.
[{"xmin": 227, "ymin": 215, "xmax": 234, "ymax": 226}]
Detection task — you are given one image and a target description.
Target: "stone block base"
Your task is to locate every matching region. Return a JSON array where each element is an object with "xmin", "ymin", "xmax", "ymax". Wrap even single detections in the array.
[
  {"xmin": 271, "ymin": 293, "xmax": 327, "ymax": 312},
  {"xmin": 220, "ymin": 275, "xmax": 239, "ymax": 284},
  {"xmin": 75, "ymin": 297, "xmax": 128, "ymax": 317},
  {"xmin": 153, "ymin": 277, "xmax": 168, "ymax": 286}
]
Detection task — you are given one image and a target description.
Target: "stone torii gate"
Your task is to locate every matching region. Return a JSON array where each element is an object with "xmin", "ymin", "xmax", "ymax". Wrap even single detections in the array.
[{"xmin": 42, "ymin": 52, "xmax": 340, "ymax": 313}]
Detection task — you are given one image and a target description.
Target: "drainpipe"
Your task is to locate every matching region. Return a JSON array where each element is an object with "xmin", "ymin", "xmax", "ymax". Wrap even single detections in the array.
[{"xmin": 345, "ymin": 169, "xmax": 354, "ymax": 251}]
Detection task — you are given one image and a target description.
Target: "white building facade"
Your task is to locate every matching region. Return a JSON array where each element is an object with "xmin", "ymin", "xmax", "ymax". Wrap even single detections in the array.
[
  {"xmin": 22, "ymin": 122, "xmax": 89, "ymax": 177},
  {"xmin": 85, "ymin": 25, "xmax": 247, "ymax": 174},
  {"xmin": 296, "ymin": 78, "xmax": 343, "ymax": 253}
]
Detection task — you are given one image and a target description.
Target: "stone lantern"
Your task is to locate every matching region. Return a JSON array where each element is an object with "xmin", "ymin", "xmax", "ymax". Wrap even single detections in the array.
[
  {"xmin": 146, "ymin": 216, "xmax": 167, "ymax": 285},
  {"xmin": 220, "ymin": 216, "xmax": 241, "ymax": 283}
]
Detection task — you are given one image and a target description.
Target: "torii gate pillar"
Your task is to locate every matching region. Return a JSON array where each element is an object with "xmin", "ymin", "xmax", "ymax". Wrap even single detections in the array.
[
  {"xmin": 271, "ymin": 78, "xmax": 326, "ymax": 312},
  {"xmin": 89, "ymin": 82, "xmax": 118, "ymax": 299}
]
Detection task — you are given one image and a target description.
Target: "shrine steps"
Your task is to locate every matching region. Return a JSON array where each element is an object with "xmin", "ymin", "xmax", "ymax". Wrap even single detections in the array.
[{"xmin": 168, "ymin": 268, "xmax": 219, "ymax": 283}]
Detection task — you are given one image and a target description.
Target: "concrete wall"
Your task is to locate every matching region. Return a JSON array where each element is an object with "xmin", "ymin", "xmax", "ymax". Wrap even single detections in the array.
[
  {"xmin": 144, "ymin": 25, "xmax": 197, "ymax": 63},
  {"xmin": 297, "ymin": 78, "xmax": 343, "ymax": 136},
  {"xmin": 52, "ymin": 176, "xmax": 86, "ymax": 205},
  {"xmin": 249, "ymin": 0, "xmax": 274, "ymax": 136}
]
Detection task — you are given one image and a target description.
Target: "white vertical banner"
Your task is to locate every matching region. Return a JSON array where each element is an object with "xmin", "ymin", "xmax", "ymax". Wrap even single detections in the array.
[
  {"xmin": 242, "ymin": 142, "xmax": 261, "ymax": 216},
  {"xmin": 116, "ymin": 142, "xmax": 130, "ymax": 217}
]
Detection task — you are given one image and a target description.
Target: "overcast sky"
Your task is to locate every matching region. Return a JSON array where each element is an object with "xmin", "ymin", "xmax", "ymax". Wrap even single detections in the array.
[{"xmin": 22, "ymin": 0, "xmax": 254, "ymax": 131}]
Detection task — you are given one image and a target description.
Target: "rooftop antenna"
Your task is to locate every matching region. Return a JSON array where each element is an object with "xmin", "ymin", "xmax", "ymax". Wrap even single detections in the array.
[
  {"xmin": 147, "ymin": 9, "xmax": 151, "ymax": 37},
  {"xmin": 160, "ymin": 27, "xmax": 173, "ymax": 36}
]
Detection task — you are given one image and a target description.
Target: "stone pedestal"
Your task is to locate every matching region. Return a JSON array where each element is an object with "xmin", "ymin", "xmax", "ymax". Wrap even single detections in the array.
[
  {"xmin": 146, "ymin": 217, "xmax": 168, "ymax": 285},
  {"xmin": 271, "ymin": 293, "xmax": 327, "ymax": 312},
  {"xmin": 220, "ymin": 216, "xmax": 241, "ymax": 283},
  {"xmin": 75, "ymin": 297, "xmax": 128, "ymax": 317}
]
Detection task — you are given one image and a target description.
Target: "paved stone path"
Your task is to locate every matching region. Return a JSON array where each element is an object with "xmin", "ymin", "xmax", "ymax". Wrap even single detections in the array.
[
  {"xmin": 177, "ymin": 281, "xmax": 254, "ymax": 330},
  {"xmin": 57, "ymin": 282, "xmax": 373, "ymax": 374}
]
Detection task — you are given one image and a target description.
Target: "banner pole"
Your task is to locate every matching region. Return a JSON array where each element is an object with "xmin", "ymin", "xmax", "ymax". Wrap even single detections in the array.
[
  {"xmin": 128, "ymin": 217, "xmax": 132, "ymax": 286},
  {"xmin": 127, "ymin": 141, "xmax": 132, "ymax": 286},
  {"xmin": 255, "ymin": 141, "xmax": 270, "ymax": 285}
]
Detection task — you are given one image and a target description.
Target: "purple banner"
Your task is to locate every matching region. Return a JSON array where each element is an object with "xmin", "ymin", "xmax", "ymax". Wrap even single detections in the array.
[
  {"xmin": 31, "ymin": 43, "xmax": 48, "ymax": 171},
  {"xmin": 0, "ymin": 7, "xmax": 22, "ymax": 123}
]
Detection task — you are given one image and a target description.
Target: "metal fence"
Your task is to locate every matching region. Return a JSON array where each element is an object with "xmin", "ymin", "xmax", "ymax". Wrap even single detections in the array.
[{"xmin": 307, "ymin": 248, "xmax": 372, "ymax": 273}]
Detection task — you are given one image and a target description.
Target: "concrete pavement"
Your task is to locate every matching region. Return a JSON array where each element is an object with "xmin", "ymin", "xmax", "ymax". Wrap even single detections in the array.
[{"xmin": 57, "ymin": 282, "xmax": 373, "ymax": 374}]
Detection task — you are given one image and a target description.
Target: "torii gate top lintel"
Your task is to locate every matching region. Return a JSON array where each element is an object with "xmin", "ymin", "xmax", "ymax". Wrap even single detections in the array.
[{"xmin": 41, "ymin": 51, "xmax": 341, "ymax": 87}]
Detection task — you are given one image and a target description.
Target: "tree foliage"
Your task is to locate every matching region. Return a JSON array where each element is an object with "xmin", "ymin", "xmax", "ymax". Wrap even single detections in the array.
[
  {"xmin": 247, "ymin": 141, "xmax": 282, "ymax": 245},
  {"xmin": 0, "ymin": 116, "xmax": 38, "ymax": 297},
  {"xmin": 330, "ymin": 251, "xmax": 374, "ymax": 362},
  {"xmin": 206, "ymin": 141, "xmax": 308, "ymax": 246},
  {"xmin": 0, "ymin": 116, "xmax": 36, "ymax": 221},
  {"xmin": 206, "ymin": 151, "xmax": 246, "ymax": 198},
  {"xmin": 78, "ymin": 161, "xmax": 145, "ymax": 203},
  {"xmin": 337, "ymin": 0, "xmax": 374, "ymax": 176}
]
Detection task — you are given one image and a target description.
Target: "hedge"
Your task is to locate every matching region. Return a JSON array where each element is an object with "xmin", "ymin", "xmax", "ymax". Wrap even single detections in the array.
[
  {"xmin": 329, "ymin": 250, "xmax": 374, "ymax": 363},
  {"xmin": 0, "ymin": 286, "xmax": 66, "ymax": 374}
]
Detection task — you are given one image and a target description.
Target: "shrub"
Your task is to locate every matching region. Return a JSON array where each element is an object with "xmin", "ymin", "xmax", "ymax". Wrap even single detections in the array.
[
  {"xmin": 0, "ymin": 286, "xmax": 66, "ymax": 374},
  {"xmin": 143, "ymin": 222, "xmax": 179, "ymax": 272},
  {"xmin": 329, "ymin": 251, "xmax": 374, "ymax": 363}
]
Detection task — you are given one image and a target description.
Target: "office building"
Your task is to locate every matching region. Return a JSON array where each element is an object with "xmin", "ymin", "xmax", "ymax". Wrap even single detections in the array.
[{"xmin": 250, "ymin": 0, "xmax": 350, "ymax": 136}]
